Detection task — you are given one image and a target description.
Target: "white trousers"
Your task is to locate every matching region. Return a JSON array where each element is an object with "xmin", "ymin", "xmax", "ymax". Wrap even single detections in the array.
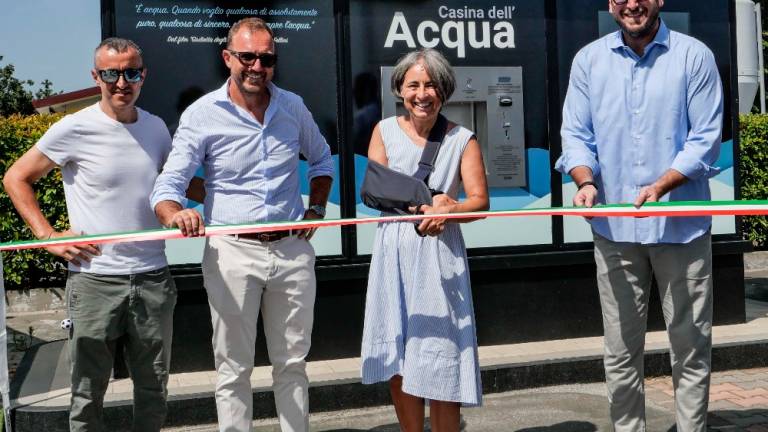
[
  {"xmin": 202, "ymin": 235, "xmax": 316, "ymax": 432},
  {"xmin": 594, "ymin": 232, "xmax": 713, "ymax": 432}
]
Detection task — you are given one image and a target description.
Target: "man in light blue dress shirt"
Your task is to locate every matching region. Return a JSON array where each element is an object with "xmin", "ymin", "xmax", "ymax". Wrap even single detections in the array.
[
  {"xmin": 555, "ymin": 1, "xmax": 723, "ymax": 430},
  {"xmin": 151, "ymin": 18, "xmax": 334, "ymax": 432}
]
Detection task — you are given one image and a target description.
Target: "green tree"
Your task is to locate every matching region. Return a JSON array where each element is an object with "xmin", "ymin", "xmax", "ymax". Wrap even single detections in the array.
[
  {"xmin": 0, "ymin": 56, "xmax": 62, "ymax": 117},
  {"xmin": 34, "ymin": 79, "xmax": 58, "ymax": 100},
  {"xmin": 0, "ymin": 55, "xmax": 35, "ymax": 117}
]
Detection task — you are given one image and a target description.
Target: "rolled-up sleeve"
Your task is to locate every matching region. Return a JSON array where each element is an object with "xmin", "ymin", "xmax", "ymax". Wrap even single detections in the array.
[
  {"xmin": 670, "ymin": 48, "xmax": 723, "ymax": 180},
  {"xmin": 150, "ymin": 113, "xmax": 205, "ymax": 210},
  {"xmin": 556, "ymin": 51, "xmax": 600, "ymax": 178},
  {"xmin": 297, "ymin": 102, "xmax": 335, "ymax": 181}
]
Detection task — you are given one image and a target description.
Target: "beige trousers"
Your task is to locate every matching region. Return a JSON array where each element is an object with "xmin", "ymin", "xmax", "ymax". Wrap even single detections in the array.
[
  {"xmin": 202, "ymin": 234, "xmax": 316, "ymax": 432},
  {"xmin": 594, "ymin": 232, "xmax": 713, "ymax": 432}
]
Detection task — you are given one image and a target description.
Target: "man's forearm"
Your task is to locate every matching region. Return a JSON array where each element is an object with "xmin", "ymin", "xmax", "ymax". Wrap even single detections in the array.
[
  {"xmin": 308, "ymin": 175, "xmax": 332, "ymax": 206},
  {"xmin": 568, "ymin": 166, "xmax": 595, "ymax": 186},
  {"xmin": 154, "ymin": 200, "xmax": 184, "ymax": 227},
  {"xmin": 652, "ymin": 169, "xmax": 688, "ymax": 197}
]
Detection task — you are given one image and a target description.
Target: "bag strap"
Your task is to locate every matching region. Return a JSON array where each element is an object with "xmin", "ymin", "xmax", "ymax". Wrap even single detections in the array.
[{"xmin": 412, "ymin": 114, "xmax": 448, "ymax": 182}]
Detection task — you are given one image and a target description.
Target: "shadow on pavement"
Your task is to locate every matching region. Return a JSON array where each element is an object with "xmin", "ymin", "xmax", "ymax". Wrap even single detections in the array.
[
  {"xmin": 515, "ymin": 421, "xmax": 597, "ymax": 432},
  {"xmin": 746, "ymin": 277, "xmax": 768, "ymax": 302},
  {"xmin": 709, "ymin": 408, "xmax": 768, "ymax": 428},
  {"xmin": 316, "ymin": 423, "xmax": 599, "ymax": 432}
]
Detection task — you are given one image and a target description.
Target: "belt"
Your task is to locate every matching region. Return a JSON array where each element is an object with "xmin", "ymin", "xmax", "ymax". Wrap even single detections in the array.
[{"xmin": 231, "ymin": 230, "xmax": 294, "ymax": 242}]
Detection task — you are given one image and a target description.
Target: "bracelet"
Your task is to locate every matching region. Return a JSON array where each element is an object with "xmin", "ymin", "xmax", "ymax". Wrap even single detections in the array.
[{"xmin": 577, "ymin": 181, "xmax": 598, "ymax": 191}]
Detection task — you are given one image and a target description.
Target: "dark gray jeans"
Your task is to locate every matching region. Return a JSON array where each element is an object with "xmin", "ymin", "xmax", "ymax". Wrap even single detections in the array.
[{"xmin": 66, "ymin": 267, "xmax": 176, "ymax": 432}]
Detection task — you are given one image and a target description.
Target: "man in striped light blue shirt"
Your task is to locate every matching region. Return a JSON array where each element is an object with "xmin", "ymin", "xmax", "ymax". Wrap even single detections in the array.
[
  {"xmin": 555, "ymin": 1, "xmax": 722, "ymax": 431},
  {"xmin": 151, "ymin": 18, "xmax": 333, "ymax": 432}
]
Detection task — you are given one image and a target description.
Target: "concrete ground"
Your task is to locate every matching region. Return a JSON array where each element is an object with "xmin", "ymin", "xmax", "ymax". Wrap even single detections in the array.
[
  {"xmin": 170, "ymin": 382, "xmax": 669, "ymax": 431},
  {"xmin": 163, "ymin": 369, "xmax": 768, "ymax": 431}
]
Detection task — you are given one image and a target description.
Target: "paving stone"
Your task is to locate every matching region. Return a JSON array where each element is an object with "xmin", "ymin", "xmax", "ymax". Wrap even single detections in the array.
[
  {"xmin": 730, "ymin": 397, "xmax": 768, "ymax": 408},
  {"xmin": 715, "ymin": 375, "xmax": 746, "ymax": 384},
  {"xmin": 712, "ymin": 392, "xmax": 741, "ymax": 402},
  {"xmin": 730, "ymin": 372, "xmax": 757, "ymax": 382},
  {"xmin": 736, "ymin": 381, "xmax": 768, "ymax": 390},
  {"xmin": 732, "ymin": 389, "xmax": 768, "ymax": 399},
  {"xmin": 647, "ymin": 388, "xmax": 672, "ymax": 402},
  {"xmin": 710, "ymin": 400, "xmax": 742, "ymax": 411},
  {"xmin": 713, "ymin": 383, "xmax": 749, "ymax": 393}
]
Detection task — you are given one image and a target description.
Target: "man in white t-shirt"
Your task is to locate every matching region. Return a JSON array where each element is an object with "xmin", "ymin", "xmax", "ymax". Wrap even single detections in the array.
[{"xmin": 3, "ymin": 38, "xmax": 176, "ymax": 432}]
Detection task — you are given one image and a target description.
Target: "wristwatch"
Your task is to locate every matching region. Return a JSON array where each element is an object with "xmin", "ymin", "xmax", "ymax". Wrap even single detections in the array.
[{"xmin": 308, "ymin": 204, "xmax": 326, "ymax": 218}]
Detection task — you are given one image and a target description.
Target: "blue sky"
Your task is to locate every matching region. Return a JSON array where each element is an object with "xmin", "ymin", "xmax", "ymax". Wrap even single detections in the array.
[{"xmin": 0, "ymin": 1, "xmax": 101, "ymax": 94}]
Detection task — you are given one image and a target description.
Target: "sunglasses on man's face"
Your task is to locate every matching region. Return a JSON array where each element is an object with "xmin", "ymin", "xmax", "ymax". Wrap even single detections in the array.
[
  {"xmin": 97, "ymin": 68, "xmax": 144, "ymax": 84},
  {"xmin": 227, "ymin": 50, "xmax": 278, "ymax": 68}
]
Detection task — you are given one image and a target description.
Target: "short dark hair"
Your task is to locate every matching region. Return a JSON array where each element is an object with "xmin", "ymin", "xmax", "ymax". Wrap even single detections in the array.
[
  {"xmin": 391, "ymin": 48, "xmax": 455, "ymax": 104},
  {"xmin": 94, "ymin": 37, "xmax": 143, "ymax": 66},
  {"xmin": 227, "ymin": 18, "xmax": 274, "ymax": 49}
]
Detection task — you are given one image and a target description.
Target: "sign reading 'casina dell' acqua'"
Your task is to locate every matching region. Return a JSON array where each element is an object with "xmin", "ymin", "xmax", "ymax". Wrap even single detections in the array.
[{"xmin": 383, "ymin": 5, "xmax": 517, "ymax": 58}]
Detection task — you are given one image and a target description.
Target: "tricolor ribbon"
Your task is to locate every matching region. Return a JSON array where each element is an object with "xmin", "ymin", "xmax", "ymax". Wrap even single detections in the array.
[{"xmin": 1, "ymin": 200, "xmax": 767, "ymax": 252}]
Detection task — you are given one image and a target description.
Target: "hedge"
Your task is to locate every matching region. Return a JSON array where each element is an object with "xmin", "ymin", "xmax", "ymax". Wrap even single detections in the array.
[
  {"xmin": 739, "ymin": 114, "xmax": 768, "ymax": 248},
  {"xmin": 0, "ymin": 114, "xmax": 67, "ymax": 289}
]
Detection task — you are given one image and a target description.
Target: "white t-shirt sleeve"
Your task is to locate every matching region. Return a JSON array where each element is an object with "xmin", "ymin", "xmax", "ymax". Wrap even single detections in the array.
[{"xmin": 34, "ymin": 114, "xmax": 81, "ymax": 167}]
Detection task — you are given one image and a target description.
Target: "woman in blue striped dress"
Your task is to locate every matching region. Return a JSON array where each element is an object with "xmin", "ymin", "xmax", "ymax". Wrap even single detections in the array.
[{"xmin": 360, "ymin": 48, "xmax": 489, "ymax": 432}]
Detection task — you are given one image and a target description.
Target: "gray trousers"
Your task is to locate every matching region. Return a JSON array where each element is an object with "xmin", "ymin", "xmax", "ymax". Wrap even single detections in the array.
[
  {"xmin": 593, "ymin": 233, "xmax": 713, "ymax": 432},
  {"xmin": 66, "ymin": 267, "xmax": 177, "ymax": 432}
]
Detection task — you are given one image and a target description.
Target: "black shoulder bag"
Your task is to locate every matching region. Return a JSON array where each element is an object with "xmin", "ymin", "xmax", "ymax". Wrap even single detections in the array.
[{"xmin": 360, "ymin": 114, "xmax": 448, "ymax": 215}]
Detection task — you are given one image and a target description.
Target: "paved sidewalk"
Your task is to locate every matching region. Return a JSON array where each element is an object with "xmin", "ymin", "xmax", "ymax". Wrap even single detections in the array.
[
  {"xmin": 158, "ymin": 300, "xmax": 768, "ymax": 432},
  {"xmin": 647, "ymin": 368, "xmax": 768, "ymax": 430},
  {"xmin": 17, "ymin": 299, "xmax": 764, "ymax": 411},
  {"xmin": 163, "ymin": 369, "xmax": 768, "ymax": 431}
]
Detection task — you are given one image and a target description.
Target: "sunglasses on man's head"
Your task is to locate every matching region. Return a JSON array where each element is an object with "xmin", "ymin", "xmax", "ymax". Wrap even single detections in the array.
[
  {"xmin": 227, "ymin": 50, "xmax": 277, "ymax": 68},
  {"xmin": 612, "ymin": 0, "xmax": 648, "ymax": 4},
  {"xmin": 97, "ymin": 68, "xmax": 144, "ymax": 84}
]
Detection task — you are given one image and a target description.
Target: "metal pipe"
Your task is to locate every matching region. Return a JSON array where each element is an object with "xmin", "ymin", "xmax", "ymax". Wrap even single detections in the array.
[{"xmin": 756, "ymin": 2, "xmax": 766, "ymax": 113}]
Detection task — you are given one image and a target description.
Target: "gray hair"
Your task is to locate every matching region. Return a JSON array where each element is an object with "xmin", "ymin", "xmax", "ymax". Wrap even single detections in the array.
[
  {"xmin": 228, "ymin": 17, "xmax": 274, "ymax": 49},
  {"xmin": 94, "ymin": 37, "xmax": 143, "ymax": 66},
  {"xmin": 391, "ymin": 48, "xmax": 455, "ymax": 103}
]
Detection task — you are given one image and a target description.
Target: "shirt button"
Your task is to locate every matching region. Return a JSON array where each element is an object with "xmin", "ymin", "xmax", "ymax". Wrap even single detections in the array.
[{"xmin": 634, "ymin": 110, "xmax": 640, "ymax": 115}]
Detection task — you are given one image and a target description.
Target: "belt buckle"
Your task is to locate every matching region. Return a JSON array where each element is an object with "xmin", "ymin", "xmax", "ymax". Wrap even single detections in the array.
[
  {"xmin": 259, "ymin": 230, "xmax": 290, "ymax": 242},
  {"xmin": 234, "ymin": 229, "xmax": 292, "ymax": 242},
  {"xmin": 259, "ymin": 232, "xmax": 277, "ymax": 242}
]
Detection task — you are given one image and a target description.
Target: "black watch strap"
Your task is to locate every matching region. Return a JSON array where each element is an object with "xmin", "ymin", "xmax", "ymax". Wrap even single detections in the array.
[{"xmin": 577, "ymin": 181, "xmax": 598, "ymax": 191}]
